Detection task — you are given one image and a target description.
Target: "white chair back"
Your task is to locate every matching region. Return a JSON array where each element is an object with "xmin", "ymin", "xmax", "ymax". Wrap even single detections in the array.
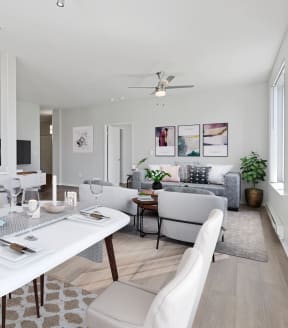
[
  {"xmin": 144, "ymin": 248, "xmax": 203, "ymax": 328},
  {"xmin": 194, "ymin": 208, "xmax": 223, "ymax": 273},
  {"xmin": 79, "ymin": 184, "xmax": 138, "ymax": 216}
]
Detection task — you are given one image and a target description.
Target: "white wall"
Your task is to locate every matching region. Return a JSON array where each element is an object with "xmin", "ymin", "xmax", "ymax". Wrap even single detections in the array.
[
  {"xmin": 57, "ymin": 82, "xmax": 268, "ymax": 187},
  {"xmin": 266, "ymin": 30, "xmax": 288, "ymax": 254},
  {"xmin": 17, "ymin": 101, "xmax": 40, "ymax": 171}
]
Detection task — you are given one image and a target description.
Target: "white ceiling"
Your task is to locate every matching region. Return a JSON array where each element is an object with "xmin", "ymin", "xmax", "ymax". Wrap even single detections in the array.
[{"xmin": 0, "ymin": 0, "xmax": 287, "ymax": 108}]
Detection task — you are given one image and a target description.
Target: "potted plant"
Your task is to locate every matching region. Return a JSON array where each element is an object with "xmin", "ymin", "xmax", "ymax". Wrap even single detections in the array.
[
  {"xmin": 144, "ymin": 168, "xmax": 171, "ymax": 190},
  {"xmin": 240, "ymin": 151, "xmax": 268, "ymax": 207}
]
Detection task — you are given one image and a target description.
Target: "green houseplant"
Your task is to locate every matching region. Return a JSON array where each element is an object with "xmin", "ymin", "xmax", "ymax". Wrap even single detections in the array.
[
  {"xmin": 240, "ymin": 151, "xmax": 268, "ymax": 207},
  {"xmin": 144, "ymin": 168, "xmax": 171, "ymax": 190}
]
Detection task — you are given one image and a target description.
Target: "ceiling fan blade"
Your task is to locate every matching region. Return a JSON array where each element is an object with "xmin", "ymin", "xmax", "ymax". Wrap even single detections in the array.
[
  {"xmin": 166, "ymin": 85, "xmax": 194, "ymax": 89},
  {"xmin": 128, "ymin": 86, "xmax": 156, "ymax": 89},
  {"xmin": 166, "ymin": 75, "xmax": 175, "ymax": 83}
]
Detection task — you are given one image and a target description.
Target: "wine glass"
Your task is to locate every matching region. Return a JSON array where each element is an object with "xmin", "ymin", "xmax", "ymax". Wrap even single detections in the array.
[
  {"xmin": 9, "ymin": 178, "xmax": 22, "ymax": 213},
  {"xmin": 22, "ymin": 188, "xmax": 40, "ymax": 241},
  {"xmin": 89, "ymin": 178, "xmax": 103, "ymax": 207}
]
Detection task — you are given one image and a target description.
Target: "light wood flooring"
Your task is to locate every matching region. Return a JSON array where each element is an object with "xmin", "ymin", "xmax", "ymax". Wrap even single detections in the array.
[{"xmin": 44, "ymin": 187, "xmax": 288, "ymax": 327}]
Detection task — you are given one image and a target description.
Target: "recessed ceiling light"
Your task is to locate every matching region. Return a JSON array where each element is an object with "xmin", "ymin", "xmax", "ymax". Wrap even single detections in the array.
[{"xmin": 56, "ymin": 0, "xmax": 65, "ymax": 7}]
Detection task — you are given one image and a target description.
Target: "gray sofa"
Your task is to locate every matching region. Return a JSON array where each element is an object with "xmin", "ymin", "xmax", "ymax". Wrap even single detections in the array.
[{"xmin": 131, "ymin": 169, "xmax": 240, "ymax": 211}]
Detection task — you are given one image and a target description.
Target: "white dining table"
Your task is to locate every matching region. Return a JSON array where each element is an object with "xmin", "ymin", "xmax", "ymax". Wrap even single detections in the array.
[{"xmin": 0, "ymin": 205, "xmax": 130, "ymax": 298}]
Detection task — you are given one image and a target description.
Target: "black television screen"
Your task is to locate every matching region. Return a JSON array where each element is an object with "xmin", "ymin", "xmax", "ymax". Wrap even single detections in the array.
[{"xmin": 17, "ymin": 140, "xmax": 31, "ymax": 165}]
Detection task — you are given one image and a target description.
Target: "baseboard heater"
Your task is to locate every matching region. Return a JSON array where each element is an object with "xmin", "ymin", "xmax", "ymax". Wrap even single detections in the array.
[{"xmin": 265, "ymin": 205, "xmax": 285, "ymax": 240}]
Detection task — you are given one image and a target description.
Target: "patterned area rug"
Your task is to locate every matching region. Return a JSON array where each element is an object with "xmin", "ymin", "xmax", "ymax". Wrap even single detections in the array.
[
  {"xmin": 215, "ymin": 207, "xmax": 268, "ymax": 262},
  {"xmin": 2, "ymin": 277, "xmax": 97, "ymax": 328}
]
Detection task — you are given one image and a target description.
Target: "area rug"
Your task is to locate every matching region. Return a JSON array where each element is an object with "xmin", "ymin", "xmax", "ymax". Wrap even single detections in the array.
[
  {"xmin": 2, "ymin": 277, "xmax": 97, "ymax": 328},
  {"xmin": 123, "ymin": 207, "xmax": 268, "ymax": 262},
  {"xmin": 215, "ymin": 207, "xmax": 268, "ymax": 262}
]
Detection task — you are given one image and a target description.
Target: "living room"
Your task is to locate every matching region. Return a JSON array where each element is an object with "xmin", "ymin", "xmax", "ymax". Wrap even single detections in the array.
[{"xmin": 0, "ymin": 1, "xmax": 288, "ymax": 327}]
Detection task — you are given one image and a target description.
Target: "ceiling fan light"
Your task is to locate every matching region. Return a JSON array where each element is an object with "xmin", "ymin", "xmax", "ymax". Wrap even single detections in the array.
[
  {"xmin": 155, "ymin": 90, "xmax": 166, "ymax": 97},
  {"xmin": 56, "ymin": 0, "xmax": 65, "ymax": 7}
]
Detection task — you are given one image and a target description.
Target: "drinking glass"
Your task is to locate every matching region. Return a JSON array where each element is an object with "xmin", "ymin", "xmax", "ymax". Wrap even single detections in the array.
[
  {"xmin": 89, "ymin": 178, "xmax": 103, "ymax": 207},
  {"xmin": 9, "ymin": 178, "xmax": 22, "ymax": 213},
  {"xmin": 22, "ymin": 188, "xmax": 40, "ymax": 241}
]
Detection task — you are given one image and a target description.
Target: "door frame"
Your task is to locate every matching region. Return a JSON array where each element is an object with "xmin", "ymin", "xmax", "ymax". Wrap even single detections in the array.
[{"xmin": 104, "ymin": 122, "xmax": 134, "ymax": 183}]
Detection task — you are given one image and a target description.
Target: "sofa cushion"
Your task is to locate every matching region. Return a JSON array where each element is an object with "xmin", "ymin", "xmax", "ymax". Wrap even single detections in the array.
[
  {"xmin": 183, "ymin": 183, "xmax": 225, "ymax": 196},
  {"xmin": 164, "ymin": 186, "xmax": 214, "ymax": 195},
  {"xmin": 208, "ymin": 164, "xmax": 233, "ymax": 184},
  {"xmin": 189, "ymin": 166, "xmax": 211, "ymax": 184}
]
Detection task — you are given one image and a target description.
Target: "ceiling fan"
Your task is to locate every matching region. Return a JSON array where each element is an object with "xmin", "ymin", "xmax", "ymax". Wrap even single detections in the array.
[{"xmin": 128, "ymin": 71, "xmax": 194, "ymax": 97}]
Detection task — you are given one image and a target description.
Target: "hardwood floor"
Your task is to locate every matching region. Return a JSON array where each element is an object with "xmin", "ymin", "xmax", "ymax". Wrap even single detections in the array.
[{"xmin": 44, "ymin": 187, "xmax": 288, "ymax": 327}]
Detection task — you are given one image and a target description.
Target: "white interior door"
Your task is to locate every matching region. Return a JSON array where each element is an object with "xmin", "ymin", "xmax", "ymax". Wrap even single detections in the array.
[{"xmin": 107, "ymin": 126, "xmax": 121, "ymax": 185}]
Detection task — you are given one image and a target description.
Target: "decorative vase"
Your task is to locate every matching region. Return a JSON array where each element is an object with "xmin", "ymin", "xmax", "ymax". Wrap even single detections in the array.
[
  {"xmin": 245, "ymin": 188, "xmax": 263, "ymax": 208},
  {"xmin": 152, "ymin": 181, "xmax": 162, "ymax": 190}
]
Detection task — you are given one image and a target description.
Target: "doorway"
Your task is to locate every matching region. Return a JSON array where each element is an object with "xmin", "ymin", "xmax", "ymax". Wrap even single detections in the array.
[
  {"xmin": 40, "ymin": 110, "xmax": 53, "ymax": 187},
  {"xmin": 104, "ymin": 123, "xmax": 133, "ymax": 186}
]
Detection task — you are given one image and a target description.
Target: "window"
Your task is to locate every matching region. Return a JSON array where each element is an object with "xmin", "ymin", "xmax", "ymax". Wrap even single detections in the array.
[{"xmin": 270, "ymin": 64, "xmax": 285, "ymax": 184}]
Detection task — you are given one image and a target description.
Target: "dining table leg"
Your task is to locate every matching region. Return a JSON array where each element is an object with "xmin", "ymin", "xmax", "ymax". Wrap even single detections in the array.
[
  {"xmin": 105, "ymin": 235, "xmax": 118, "ymax": 281},
  {"xmin": 33, "ymin": 279, "xmax": 40, "ymax": 318},
  {"xmin": 40, "ymin": 274, "xmax": 45, "ymax": 306},
  {"xmin": 2, "ymin": 295, "xmax": 6, "ymax": 328}
]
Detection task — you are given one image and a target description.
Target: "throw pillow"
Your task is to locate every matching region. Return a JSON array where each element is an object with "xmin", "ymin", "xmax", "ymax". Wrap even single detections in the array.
[
  {"xmin": 161, "ymin": 165, "xmax": 180, "ymax": 182},
  {"xmin": 208, "ymin": 164, "xmax": 233, "ymax": 184},
  {"xmin": 179, "ymin": 164, "xmax": 191, "ymax": 182},
  {"xmin": 189, "ymin": 166, "xmax": 211, "ymax": 184}
]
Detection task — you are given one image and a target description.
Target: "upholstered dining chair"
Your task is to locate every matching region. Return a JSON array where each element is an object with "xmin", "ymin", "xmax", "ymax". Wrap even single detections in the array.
[
  {"xmin": 86, "ymin": 208, "xmax": 223, "ymax": 328},
  {"xmin": 79, "ymin": 184, "xmax": 138, "ymax": 221},
  {"xmin": 0, "ymin": 196, "xmax": 44, "ymax": 328},
  {"xmin": 86, "ymin": 248, "xmax": 203, "ymax": 328}
]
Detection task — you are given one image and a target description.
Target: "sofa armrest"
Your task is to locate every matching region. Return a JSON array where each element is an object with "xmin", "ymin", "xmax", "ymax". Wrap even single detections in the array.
[{"xmin": 224, "ymin": 172, "xmax": 241, "ymax": 211}]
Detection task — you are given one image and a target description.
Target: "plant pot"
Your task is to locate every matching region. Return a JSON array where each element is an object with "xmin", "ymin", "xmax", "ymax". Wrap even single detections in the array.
[
  {"xmin": 245, "ymin": 188, "xmax": 263, "ymax": 208},
  {"xmin": 152, "ymin": 181, "xmax": 162, "ymax": 190}
]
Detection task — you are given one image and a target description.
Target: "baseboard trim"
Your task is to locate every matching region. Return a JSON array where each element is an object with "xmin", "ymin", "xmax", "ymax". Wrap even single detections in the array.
[{"xmin": 265, "ymin": 204, "xmax": 288, "ymax": 256}]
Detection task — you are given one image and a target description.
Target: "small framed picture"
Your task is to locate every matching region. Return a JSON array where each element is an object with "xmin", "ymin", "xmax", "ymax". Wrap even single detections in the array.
[
  {"xmin": 155, "ymin": 126, "xmax": 176, "ymax": 157},
  {"xmin": 178, "ymin": 125, "xmax": 200, "ymax": 157},
  {"xmin": 73, "ymin": 126, "xmax": 93, "ymax": 153},
  {"xmin": 203, "ymin": 123, "xmax": 228, "ymax": 157}
]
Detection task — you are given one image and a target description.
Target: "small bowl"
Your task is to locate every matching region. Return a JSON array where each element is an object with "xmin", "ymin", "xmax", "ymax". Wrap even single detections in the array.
[{"xmin": 42, "ymin": 202, "xmax": 65, "ymax": 213}]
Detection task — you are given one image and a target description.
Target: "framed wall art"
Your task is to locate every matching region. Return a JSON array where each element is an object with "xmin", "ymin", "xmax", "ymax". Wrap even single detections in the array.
[
  {"xmin": 203, "ymin": 123, "xmax": 228, "ymax": 157},
  {"xmin": 73, "ymin": 126, "xmax": 93, "ymax": 153},
  {"xmin": 178, "ymin": 124, "xmax": 200, "ymax": 157},
  {"xmin": 155, "ymin": 126, "xmax": 176, "ymax": 156}
]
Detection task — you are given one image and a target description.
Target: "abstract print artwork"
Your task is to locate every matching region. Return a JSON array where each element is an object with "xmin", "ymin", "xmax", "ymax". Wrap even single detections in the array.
[
  {"xmin": 203, "ymin": 123, "xmax": 228, "ymax": 157},
  {"xmin": 155, "ymin": 126, "xmax": 176, "ymax": 156},
  {"xmin": 178, "ymin": 125, "xmax": 200, "ymax": 157},
  {"xmin": 73, "ymin": 126, "xmax": 93, "ymax": 153}
]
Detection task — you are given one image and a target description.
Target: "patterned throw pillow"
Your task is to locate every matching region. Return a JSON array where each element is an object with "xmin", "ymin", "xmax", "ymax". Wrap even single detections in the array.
[{"xmin": 189, "ymin": 166, "xmax": 211, "ymax": 184}]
